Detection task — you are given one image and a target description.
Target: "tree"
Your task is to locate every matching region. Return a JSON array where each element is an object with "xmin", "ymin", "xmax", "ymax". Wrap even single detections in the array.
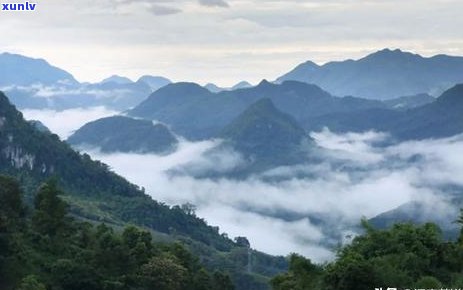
[
  {"xmin": 122, "ymin": 226, "xmax": 153, "ymax": 267},
  {"xmin": 235, "ymin": 237, "xmax": 250, "ymax": 248},
  {"xmin": 455, "ymin": 208, "xmax": 463, "ymax": 244},
  {"xmin": 212, "ymin": 271, "xmax": 235, "ymax": 290},
  {"xmin": 271, "ymin": 254, "xmax": 322, "ymax": 290},
  {"xmin": 415, "ymin": 276, "xmax": 442, "ymax": 289},
  {"xmin": 138, "ymin": 255, "xmax": 188, "ymax": 290},
  {"xmin": 16, "ymin": 275, "xmax": 46, "ymax": 290},
  {"xmin": 0, "ymin": 175, "xmax": 24, "ymax": 230},
  {"xmin": 0, "ymin": 176, "xmax": 24, "ymax": 285},
  {"xmin": 32, "ymin": 180, "xmax": 68, "ymax": 237}
]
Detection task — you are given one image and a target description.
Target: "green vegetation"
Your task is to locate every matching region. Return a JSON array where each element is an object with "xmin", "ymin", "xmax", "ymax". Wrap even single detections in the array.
[
  {"xmin": 0, "ymin": 175, "xmax": 235, "ymax": 290},
  {"xmin": 272, "ymin": 219, "xmax": 463, "ymax": 290},
  {"xmin": 0, "ymin": 91, "xmax": 287, "ymax": 289}
]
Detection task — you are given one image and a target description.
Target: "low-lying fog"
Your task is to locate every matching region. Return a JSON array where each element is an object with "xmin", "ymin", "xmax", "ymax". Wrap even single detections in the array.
[{"xmin": 28, "ymin": 109, "xmax": 463, "ymax": 262}]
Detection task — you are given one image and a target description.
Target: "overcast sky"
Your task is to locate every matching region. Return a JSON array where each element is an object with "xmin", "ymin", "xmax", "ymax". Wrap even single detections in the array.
[{"xmin": 2, "ymin": 0, "xmax": 463, "ymax": 85}]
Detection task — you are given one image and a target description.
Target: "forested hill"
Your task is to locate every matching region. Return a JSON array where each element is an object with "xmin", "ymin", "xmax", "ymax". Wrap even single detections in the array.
[
  {"xmin": 0, "ymin": 90, "xmax": 224, "ymax": 244},
  {"xmin": 0, "ymin": 176, "xmax": 235, "ymax": 290},
  {"xmin": 0, "ymin": 91, "xmax": 287, "ymax": 290}
]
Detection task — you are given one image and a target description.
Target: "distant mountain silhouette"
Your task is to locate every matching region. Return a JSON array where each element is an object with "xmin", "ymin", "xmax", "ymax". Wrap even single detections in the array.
[
  {"xmin": 137, "ymin": 75, "xmax": 171, "ymax": 91},
  {"xmin": 0, "ymin": 52, "xmax": 77, "ymax": 86},
  {"xmin": 100, "ymin": 75, "xmax": 133, "ymax": 85},
  {"xmin": 383, "ymin": 93, "xmax": 435, "ymax": 110},
  {"xmin": 277, "ymin": 48, "xmax": 463, "ymax": 100},
  {"xmin": 306, "ymin": 84, "xmax": 463, "ymax": 140},
  {"xmin": 221, "ymin": 98, "xmax": 308, "ymax": 155},
  {"xmin": 0, "ymin": 52, "xmax": 171, "ymax": 111},
  {"xmin": 204, "ymin": 81, "xmax": 253, "ymax": 93},
  {"xmin": 130, "ymin": 80, "xmax": 384, "ymax": 140},
  {"xmin": 219, "ymin": 98, "xmax": 312, "ymax": 174}
]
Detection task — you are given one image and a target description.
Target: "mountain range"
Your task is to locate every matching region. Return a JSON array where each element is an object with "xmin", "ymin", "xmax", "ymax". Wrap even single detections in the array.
[
  {"xmin": 0, "ymin": 91, "xmax": 287, "ymax": 290},
  {"xmin": 128, "ymin": 80, "xmax": 385, "ymax": 140},
  {"xmin": 205, "ymin": 81, "xmax": 253, "ymax": 93},
  {"xmin": 305, "ymin": 84, "xmax": 463, "ymax": 141},
  {"xmin": 277, "ymin": 48, "xmax": 463, "ymax": 100},
  {"xmin": 0, "ymin": 53, "xmax": 172, "ymax": 110}
]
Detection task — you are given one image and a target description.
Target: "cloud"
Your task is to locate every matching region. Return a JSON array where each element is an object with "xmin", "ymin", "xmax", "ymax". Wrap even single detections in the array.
[
  {"xmin": 70, "ymin": 130, "xmax": 463, "ymax": 261},
  {"xmin": 198, "ymin": 0, "xmax": 229, "ymax": 8},
  {"xmin": 3, "ymin": 0, "xmax": 463, "ymax": 86},
  {"xmin": 22, "ymin": 107, "xmax": 118, "ymax": 139},
  {"xmin": 150, "ymin": 4, "xmax": 182, "ymax": 15},
  {"xmin": 25, "ymin": 107, "xmax": 463, "ymax": 261}
]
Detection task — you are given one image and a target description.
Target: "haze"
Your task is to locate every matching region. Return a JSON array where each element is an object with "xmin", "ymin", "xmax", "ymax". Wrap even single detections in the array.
[{"xmin": 2, "ymin": 0, "xmax": 463, "ymax": 85}]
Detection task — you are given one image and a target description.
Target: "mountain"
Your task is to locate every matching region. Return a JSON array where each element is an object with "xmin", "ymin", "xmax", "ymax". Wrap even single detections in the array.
[
  {"xmin": 221, "ymin": 98, "xmax": 307, "ymax": 154},
  {"xmin": 393, "ymin": 84, "xmax": 463, "ymax": 140},
  {"xmin": 277, "ymin": 48, "xmax": 463, "ymax": 100},
  {"xmin": 67, "ymin": 116, "xmax": 178, "ymax": 154},
  {"xmin": 220, "ymin": 99, "xmax": 311, "ymax": 173},
  {"xmin": 28, "ymin": 120, "xmax": 51, "ymax": 134},
  {"xmin": 0, "ymin": 52, "xmax": 172, "ymax": 111},
  {"xmin": 129, "ymin": 80, "xmax": 385, "ymax": 140},
  {"xmin": 100, "ymin": 75, "xmax": 133, "ymax": 85},
  {"xmin": 369, "ymin": 198, "xmax": 461, "ymax": 240},
  {"xmin": 383, "ymin": 93, "xmax": 435, "ymax": 110},
  {"xmin": 305, "ymin": 84, "xmax": 463, "ymax": 140},
  {"xmin": 0, "ymin": 91, "xmax": 287, "ymax": 289},
  {"xmin": 84, "ymin": 79, "xmax": 153, "ymax": 110},
  {"xmin": 0, "ymin": 52, "xmax": 77, "ymax": 86},
  {"xmin": 205, "ymin": 83, "xmax": 224, "ymax": 93},
  {"xmin": 205, "ymin": 81, "xmax": 253, "ymax": 93},
  {"xmin": 231, "ymin": 81, "xmax": 253, "ymax": 90},
  {"xmin": 138, "ymin": 75, "xmax": 172, "ymax": 91}
]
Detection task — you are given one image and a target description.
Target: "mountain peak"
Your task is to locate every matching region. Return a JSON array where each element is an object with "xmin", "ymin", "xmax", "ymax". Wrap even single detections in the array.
[
  {"xmin": 138, "ymin": 75, "xmax": 171, "ymax": 91},
  {"xmin": 160, "ymin": 82, "xmax": 211, "ymax": 95},
  {"xmin": 364, "ymin": 48, "xmax": 421, "ymax": 61},
  {"xmin": 256, "ymin": 79, "xmax": 275, "ymax": 89},
  {"xmin": 0, "ymin": 52, "xmax": 78, "ymax": 86},
  {"xmin": 231, "ymin": 81, "xmax": 253, "ymax": 90},
  {"xmin": 101, "ymin": 75, "xmax": 133, "ymax": 84},
  {"xmin": 437, "ymin": 84, "xmax": 463, "ymax": 105},
  {"xmin": 221, "ymin": 98, "xmax": 307, "ymax": 147}
]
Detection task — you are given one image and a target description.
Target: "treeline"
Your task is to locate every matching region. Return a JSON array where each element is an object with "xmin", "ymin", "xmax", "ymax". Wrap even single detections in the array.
[
  {"xmin": 272, "ymin": 219, "xmax": 463, "ymax": 290},
  {"xmin": 0, "ymin": 175, "xmax": 235, "ymax": 290}
]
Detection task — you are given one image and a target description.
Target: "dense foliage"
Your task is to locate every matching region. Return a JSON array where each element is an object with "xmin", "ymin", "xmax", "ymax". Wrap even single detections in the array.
[
  {"xmin": 0, "ymin": 175, "xmax": 235, "ymax": 290},
  {"xmin": 272, "ymin": 219, "xmax": 463, "ymax": 290}
]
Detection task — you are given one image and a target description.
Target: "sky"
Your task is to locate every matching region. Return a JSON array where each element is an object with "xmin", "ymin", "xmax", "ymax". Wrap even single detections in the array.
[{"xmin": 1, "ymin": 0, "xmax": 463, "ymax": 86}]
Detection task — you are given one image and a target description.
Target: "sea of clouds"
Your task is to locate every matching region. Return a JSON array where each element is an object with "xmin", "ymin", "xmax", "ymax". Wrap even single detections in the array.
[{"xmin": 27, "ymin": 109, "xmax": 463, "ymax": 262}]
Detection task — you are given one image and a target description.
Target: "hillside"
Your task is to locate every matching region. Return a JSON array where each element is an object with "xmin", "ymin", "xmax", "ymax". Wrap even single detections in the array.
[
  {"xmin": 277, "ymin": 48, "xmax": 463, "ymax": 100},
  {"xmin": 129, "ymin": 80, "xmax": 384, "ymax": 140},
  {"xmin": 0, "ymin": 91, "xmax": 287, "ymax": 290},
  {"xmin": 305, "ymin": 84, "xmax": 463, "ymax": 141},
  {"xmin": 218, "ymin": 98, "xmax": 312, "ymax": 175},
  {"xmin": 0, "ymin": 52, "xmax": 77, "ymax": 86},
  {"xmin": 67, "ymin": 116, "xmax": 178, "ymax": 154},
  {"xmin": 0, "ymin": 176, "xmax": 236, "ymax": 290}
]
